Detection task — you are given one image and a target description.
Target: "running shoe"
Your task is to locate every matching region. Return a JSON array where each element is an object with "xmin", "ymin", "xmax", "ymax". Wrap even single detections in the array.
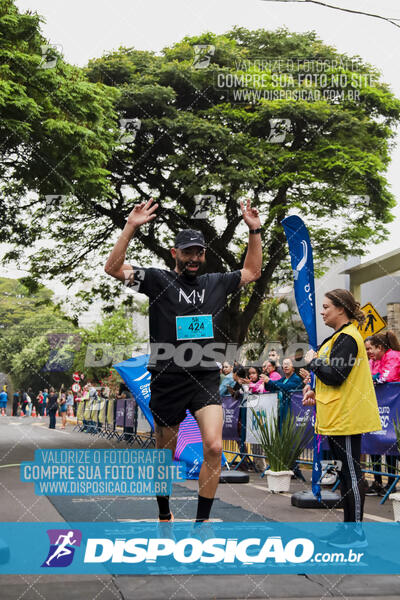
[
  {"xmin": 327, "ymin": 525, "xmax": 368, "ymax": 549},
  {"xmin": 318, "ymin": 525, "xmax": 346, "ymax": 545},
  {"xmin": 190, "ymin": 520, "xmax": 215, "ymax": 543},
  {"xmin": 158, "ymin": 512, "xmax": 174, "ymax": 522},
  {"xmin": 157, "ymin": 512, "xmax": 175, "ymax": 540}
]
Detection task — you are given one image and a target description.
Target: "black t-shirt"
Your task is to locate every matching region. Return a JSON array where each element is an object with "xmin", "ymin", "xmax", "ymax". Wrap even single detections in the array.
[
  {"xmin": 129, "ymin": 266, "xmax": 242, "ymax": 372},
  {"xmin": 47, "ymin": 393, "xmax": 59, "ymax": 411}
]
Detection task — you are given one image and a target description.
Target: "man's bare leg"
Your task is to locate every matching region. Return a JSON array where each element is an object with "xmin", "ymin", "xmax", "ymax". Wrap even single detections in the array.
[
  {"xmin": 155, "ymin": 423, "xmax": 180, "ymax": 520},
  {"xmin": 194, "ymin": 404, "xmax": 223, "ymax": 521}
]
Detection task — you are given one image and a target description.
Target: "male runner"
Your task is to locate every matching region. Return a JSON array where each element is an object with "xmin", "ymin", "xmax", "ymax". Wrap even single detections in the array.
[{"xmin": 105, "ymin": 198, "xmax": 262, "ymax": 522}]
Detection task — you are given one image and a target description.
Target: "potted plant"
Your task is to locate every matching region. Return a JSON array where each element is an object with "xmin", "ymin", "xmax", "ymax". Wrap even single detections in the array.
[{"xmin": 252, "ymin": 408, "xmax": 313, "ymax": 492}]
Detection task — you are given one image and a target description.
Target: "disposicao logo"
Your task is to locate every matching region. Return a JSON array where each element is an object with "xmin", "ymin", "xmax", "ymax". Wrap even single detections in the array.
[
  {"xmin": 83, "ymin": 535, "xmax": 314, "ymax": 564},
  {"xmin": 41, "ymin": 529, "xmax": 82, "ymax": 568}
]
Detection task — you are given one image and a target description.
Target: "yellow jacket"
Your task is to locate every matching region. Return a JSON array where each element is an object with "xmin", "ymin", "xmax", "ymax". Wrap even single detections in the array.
[{"xmin": 315, "ymin": 323, "xmax": 381, "ymax": 436}]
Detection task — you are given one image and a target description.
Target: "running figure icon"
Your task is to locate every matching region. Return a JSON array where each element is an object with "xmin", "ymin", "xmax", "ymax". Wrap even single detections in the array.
[{"xmin": 45, "ymin": 531, "xmax": 77, "ymax": 566}]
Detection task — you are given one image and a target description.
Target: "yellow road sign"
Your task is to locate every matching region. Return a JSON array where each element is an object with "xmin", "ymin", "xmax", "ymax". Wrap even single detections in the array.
[{"xmin": 356, "ymin": 303, "xmax": 386, "ymax": 339}]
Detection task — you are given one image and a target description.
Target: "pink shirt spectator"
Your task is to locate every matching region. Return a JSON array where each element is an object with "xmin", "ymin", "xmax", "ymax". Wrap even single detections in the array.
[
  {"xmin": 376, "ymin": 349, "xmax": 400, "ymax": 383},
  {"xmin": 249, "ymin": 380, "xmax": 266, "ymax": 394},
  {"xmin": 369, "ymin": 358, "xmax": 381, "ymax": 376},
  {"xmin": 269, "ymin": 371, "xmax": 282, "ymax": 381}
]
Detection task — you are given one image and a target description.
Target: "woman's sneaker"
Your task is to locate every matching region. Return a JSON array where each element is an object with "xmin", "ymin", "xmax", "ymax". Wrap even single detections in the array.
[
  {"xmin": 327, "ymin": 525, "xmax": 367, "ymax": 549},
  {"xmin": 365, "ymin": 481, "xmax": 384, "ymax": 496}
]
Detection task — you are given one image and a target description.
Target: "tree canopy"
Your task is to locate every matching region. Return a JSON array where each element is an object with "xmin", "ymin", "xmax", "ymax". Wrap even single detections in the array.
[
  {"xmin": 0, "ymin": 309, "xmax": 78, "ymax": 391},
  {"xmin": 0, "ymin": 0, "xmax": 118, "ymax": 241},
  {"xmin": 2, "ymin": 1, "xmax": 400, "ymax": 344},
  {"xmin": 72, "ymin": 307, "xmax": 145, "ymax": 384},
  {"xmin": 0, "ymin": 276, "xmax": 54, "ymax": 331},
  {"xmin": 244, "ymin": 297, "xmax": 306, "ymax": 358},
  {"xmin": 0, "ymin": 278, "xmax": 142, "ymax": 389}
]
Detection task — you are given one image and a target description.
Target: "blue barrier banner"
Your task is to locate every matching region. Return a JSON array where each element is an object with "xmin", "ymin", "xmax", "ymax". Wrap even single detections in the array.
[
  {"xmin": 125, "ymin": 399, "xmax": 135, "ymax": 428},
  {"xmin": 291, "ymin": 383, "xmax": 400, "ymax": 454},
  {"xmin": 221, "ymin": 395, "xmax": 240, "ymax": 441},
  {"xmin": 1, "ymin": 522, "xmax": 400, "ymax": 574},
  {"xmin": 115, "ymin": 399, "xmax": 125, "ymax": 427},
  {"xmin": 20, "ymin": 449, "xmax": 186, "ymax": 496}
]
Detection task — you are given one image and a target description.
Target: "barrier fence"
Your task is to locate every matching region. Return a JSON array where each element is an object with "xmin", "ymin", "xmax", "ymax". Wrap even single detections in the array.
[
  {"xmin": 74, "ymin": 396, "xmax": 155, "ymax": 448},
  {"xmin": 74, "ymin": 384, "xmax": 400, "ymax": 502}
]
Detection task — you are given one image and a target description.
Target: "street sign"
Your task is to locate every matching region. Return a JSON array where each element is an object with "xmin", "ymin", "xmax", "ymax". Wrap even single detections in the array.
[
  {"xmin": 356, "ymin": 302, "xmax": 386, "ymax": 339},
  {"xmin": 72, "ymin": 372, "xmax": 80, "ymax": 382},
  {"xmin": 72, "ymin": 383, "xmax": 81, "ymax": 393}
]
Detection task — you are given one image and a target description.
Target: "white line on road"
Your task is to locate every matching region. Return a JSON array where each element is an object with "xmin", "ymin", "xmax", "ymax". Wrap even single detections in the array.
[
  {"xmin": 72, "ymin": 495, "xmax": 198, "ymax": 503},
  {"xmin": 117, "ymin": 518, "xmax": 223, "ymax": 522},
  {"xmin": 248, "ymin": 483, "xmax": 392, "ymax": 522},
  {"xmin": 47, "ymin": 428, "xmax": 70, "ymax": 434}
]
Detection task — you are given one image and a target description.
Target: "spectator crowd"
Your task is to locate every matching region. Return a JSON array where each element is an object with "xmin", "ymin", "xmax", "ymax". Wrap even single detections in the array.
[
  {"xmin": 1, "ymin": 331, "xmax": 400, "ymax": 494},
  {"xmin": 2, "ymin": 382, "xmax": 109, "ymax": 430},
  {"xmin": 218, "ymin": 336, "xmax": 400, "ymax": 494}
]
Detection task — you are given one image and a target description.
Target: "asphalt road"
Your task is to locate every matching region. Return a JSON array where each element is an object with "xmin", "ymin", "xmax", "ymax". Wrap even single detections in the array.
[{"xmin": 0, "ymin": 415, "xmax": 398, "ymax": 600}]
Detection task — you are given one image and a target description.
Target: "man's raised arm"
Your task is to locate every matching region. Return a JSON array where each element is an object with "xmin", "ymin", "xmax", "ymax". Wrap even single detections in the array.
[
  {"xmin": 104, "ymin": 199, "xmax": 158, "ymax": 284},
  {"xmin": 239, "ymin": 198, "xmax": 262, "ymax": 286}
]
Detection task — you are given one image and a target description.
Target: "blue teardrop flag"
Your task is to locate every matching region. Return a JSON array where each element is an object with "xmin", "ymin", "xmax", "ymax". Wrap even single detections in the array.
[{"xmin": 281, "ymin": 215, "xmax": 321, "ymax": 500}]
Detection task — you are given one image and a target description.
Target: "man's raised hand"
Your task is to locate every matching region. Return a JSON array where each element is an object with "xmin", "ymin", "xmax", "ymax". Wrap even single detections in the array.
[
  {"xmin": 240, "ymin": 198, "xmax": 261, "ymax": 231},
  {"xmin": 127, "ymin": 198, "xmax": 158, "ymax": 228}
]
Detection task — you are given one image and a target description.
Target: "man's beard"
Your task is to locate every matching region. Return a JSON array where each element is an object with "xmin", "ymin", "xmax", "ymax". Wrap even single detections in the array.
[{"xmin": 176, "ymin": 258, "xmax": 205, "ymax": 278}]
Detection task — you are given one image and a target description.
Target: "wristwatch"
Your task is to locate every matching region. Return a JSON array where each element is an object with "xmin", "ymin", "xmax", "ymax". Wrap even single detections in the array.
[{"xmin": 249, "ymin": 228, "xmax": 262, "ymax": 234}]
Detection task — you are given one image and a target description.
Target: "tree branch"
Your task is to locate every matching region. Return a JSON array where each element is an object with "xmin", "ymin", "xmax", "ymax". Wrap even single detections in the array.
[
  {"xmin": 266, "ymin": 0, "xmax": 400, "ymax": 29},
  {"xmin": 136, "ymin": 229, "xmax": 175, "ymax": 268}
]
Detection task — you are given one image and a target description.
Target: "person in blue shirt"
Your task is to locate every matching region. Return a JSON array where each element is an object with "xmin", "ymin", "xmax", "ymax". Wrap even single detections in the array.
[
  {"xmin": 219, "ymin": 361, "xmax": 235, "ymax": 396},
  {"xmin": 0, "ymin": 390, "xmax": 8, "ymax": 416},
  {"xmin": 263, "ymin": 357, "xmax": 305, "ymax": 480},
  {"xmin": 262, "ymin": 358, "xmax": 303, "ymax": 423},
  {"xmin": 42, "ymin": 389, "xmax": 49, "ymax": 416}
]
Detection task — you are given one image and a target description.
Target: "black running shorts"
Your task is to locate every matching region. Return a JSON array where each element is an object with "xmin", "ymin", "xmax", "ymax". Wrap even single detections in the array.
[{"xmin": 149, "ymin": 370, "xmax": 221, "ymax": 427}]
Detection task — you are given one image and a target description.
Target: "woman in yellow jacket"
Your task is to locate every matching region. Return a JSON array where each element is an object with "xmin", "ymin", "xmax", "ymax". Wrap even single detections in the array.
[{"xmin": 303, "ymin": 289, "xmax": 381, "ymax": 530}]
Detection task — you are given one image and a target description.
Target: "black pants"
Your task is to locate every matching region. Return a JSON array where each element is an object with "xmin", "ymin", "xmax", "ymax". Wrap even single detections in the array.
[
  {"xmin": 48, "ymin": 410, "xmax": 56, "ymax": 429},
  {"xmin": 328, "ymin": 434, "xmax": 364, "ymax": 522},
  {"xmin": 370, "ymin": 454, "xmax": 398, "ymax": 485}
]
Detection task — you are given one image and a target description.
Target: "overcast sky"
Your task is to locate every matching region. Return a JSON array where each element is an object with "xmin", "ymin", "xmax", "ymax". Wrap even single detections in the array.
[{"xmin": 4, "ymin": 0, "xmax": 400, "ymax": 314}]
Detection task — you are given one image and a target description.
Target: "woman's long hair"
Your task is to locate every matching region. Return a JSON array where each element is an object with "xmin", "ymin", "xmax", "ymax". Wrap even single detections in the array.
[{"xmin": 365, "ymin": 330, "xmax": 400, "ymax": 352}]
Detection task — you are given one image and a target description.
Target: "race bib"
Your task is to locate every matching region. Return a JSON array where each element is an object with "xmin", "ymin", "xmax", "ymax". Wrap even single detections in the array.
[{"xmin": 176, "ymin": 315, "xmax": 214, "ymax": 340}]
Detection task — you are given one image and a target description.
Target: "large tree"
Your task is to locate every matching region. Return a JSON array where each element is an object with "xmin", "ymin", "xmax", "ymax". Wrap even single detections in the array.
[
  {"xmin": 2, "ymin": 13, "xmax": 400, "ymax": 343},
  {"xmin": 0, "ymin": 0, "xmax": 118, "ymax": 238}
]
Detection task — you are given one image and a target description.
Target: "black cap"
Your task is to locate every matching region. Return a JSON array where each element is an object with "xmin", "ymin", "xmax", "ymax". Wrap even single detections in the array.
[{"xmin": 174, "ymin": 229, "xmax": 206, "ymax": 249}]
